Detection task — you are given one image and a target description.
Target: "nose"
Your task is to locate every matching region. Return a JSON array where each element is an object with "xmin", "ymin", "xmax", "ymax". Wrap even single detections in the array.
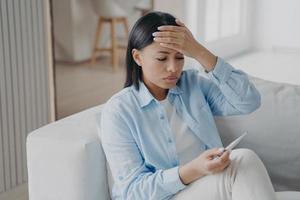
[{"xmin": 166, "ymin": 60, "xmax": 180, "ymax": 73}]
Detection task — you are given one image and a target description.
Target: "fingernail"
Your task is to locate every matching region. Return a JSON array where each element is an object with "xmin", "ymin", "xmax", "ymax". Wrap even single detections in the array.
[
  {"xmin": 176, "ymin": 19, "xmax": 183, "ymax": 23},
  {"xmin": 152, "ymin": 32, "xmax": 157, "ymax": 36},
  {"xmin": 218, "ymin": 148, "xmax": 225, "ymax": 153},
  {"xmin": 157, "ymin": 26, "xmax": 162, "ymax": 30}
]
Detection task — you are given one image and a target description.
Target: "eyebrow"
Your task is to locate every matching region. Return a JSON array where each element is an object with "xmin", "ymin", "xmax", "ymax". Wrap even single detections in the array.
[{"xmin": 157, "ymin": 51, "xmax": 170, "ymax": 54}]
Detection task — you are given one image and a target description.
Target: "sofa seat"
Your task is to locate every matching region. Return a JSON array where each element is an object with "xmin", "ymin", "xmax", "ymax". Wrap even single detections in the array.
[{"xmin": 276, "ymin": 191, "xmax": 300, "ymax": 200}]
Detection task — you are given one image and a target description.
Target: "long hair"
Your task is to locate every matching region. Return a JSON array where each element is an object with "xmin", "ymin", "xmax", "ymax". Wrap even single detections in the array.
[{"xmin": 124, "ymin": 11, "xmax": 178, "ymax": 90}]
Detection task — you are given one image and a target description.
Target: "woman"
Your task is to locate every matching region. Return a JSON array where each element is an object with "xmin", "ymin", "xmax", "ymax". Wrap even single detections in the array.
[{"xmin": 100, "ymin": 11, "xmax": 276, "ymax": 200}]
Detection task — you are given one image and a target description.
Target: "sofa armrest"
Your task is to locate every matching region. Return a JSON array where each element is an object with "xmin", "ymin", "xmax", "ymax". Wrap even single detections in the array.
[{"xmin": 26, "ymin": 105, "xmax": 110, "ymax": 200}]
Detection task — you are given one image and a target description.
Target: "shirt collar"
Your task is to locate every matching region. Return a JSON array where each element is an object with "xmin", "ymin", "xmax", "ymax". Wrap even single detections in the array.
[{"xmin": 131, "ymin": 80, "xmax": 183, "ymax": 108}]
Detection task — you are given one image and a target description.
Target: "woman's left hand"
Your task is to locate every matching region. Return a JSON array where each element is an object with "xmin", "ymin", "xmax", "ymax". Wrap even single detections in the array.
[
  {"xmin": 153, "ymin": 19, "xmax": 217, "ymax": 72},
  {"xmin": 152, "ymin": 19, "xmax": 200, "ymax": 59}
]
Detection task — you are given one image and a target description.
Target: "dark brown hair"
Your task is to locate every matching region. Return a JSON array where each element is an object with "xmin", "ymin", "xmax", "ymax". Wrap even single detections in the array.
[{"xmin": 124, "ymin": 11, "xmax": 178, "ymax": 90}]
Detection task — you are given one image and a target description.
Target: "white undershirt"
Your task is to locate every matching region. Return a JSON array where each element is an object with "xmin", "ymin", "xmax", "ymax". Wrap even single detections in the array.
[{"xmin": 159, "ymin": 98, "xmax": 206, "ymax": 165}]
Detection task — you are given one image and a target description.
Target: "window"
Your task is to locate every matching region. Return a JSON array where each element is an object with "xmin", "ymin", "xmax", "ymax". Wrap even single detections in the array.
[
  {"xmin": 205, "ymin": 0, "xmax": 241, "ymax": 42},
  {"xmin": 185, "ymin": 0, "xmax": 251, "ymax": 58}
]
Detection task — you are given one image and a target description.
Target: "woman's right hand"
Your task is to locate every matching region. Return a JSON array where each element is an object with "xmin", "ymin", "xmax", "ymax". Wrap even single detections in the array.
[
  {"xmin": 179, "ymin": 148, "xmax": 231, "ymax": 185},
  {"xmin": 193, "ymin": 148, "xmax": 231, "ymax": 176}
]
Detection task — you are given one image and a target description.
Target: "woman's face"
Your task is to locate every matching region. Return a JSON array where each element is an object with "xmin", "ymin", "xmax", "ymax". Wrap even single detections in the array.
[{"xmin": 132, "ymin": 42, "xmax": 184, "ymax": 93}]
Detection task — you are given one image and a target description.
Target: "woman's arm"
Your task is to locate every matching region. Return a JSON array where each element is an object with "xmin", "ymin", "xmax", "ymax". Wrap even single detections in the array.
[
  {"xmin": 201, "ymin": 57, "xmax": 261, "ymax": 115},
  {"xmin": 153, "ymin": 19, "xmax": 261, "ymax": 115}
]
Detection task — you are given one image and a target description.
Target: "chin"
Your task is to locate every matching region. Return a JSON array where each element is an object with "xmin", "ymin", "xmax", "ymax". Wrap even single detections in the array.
[{"xmin": 161, "ymin": 82, "xmax": 177, "ymax": 89}]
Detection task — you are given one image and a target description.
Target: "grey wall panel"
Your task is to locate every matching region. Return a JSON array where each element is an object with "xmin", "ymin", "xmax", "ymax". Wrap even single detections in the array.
[
  {"xmin": 0, "ymin": 0, "xmax": 52, "ymax": 195},
  {"xmin": 19, "ymin": 0, "xmax": 31, "ymax": 183},
  {"xmin": 26, "ymin": 1, "xmax": 38, "ymax": 132},
  {"xmin": 0, "ymin": 1, "xmax": 6, "ymax": 192},
  {"xmin": 37, "ymin": 0, "xmax": 48, "ymax": 127},
  {"xmin": 8, "ymin": 0, "xmax": 20, "ymax": 189},
  {"xmin": 12, "ymin": 0, "xmax": 25, "ymax": 185},
  {"xmin": 1, "ymin": 0, "xmax": 14, "ymax": 190},
  {"xmin": 31, "ymin": 0, "xmax": 43, "ymax": 128}
]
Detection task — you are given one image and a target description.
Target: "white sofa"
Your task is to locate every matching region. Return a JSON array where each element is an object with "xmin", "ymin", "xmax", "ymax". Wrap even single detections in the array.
[{"xmin": 26, "ymin": 77, "xmax": 300, "ymax": 200}]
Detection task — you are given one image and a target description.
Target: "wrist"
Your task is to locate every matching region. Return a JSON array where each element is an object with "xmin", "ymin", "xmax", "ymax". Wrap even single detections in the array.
[
  {"xmin": 193, "ymin": 43, "xmax": 217, "ymax": 72},
  {"xmin": 178, "ymin": 160, "xmax": 205, "ymax": 185}
]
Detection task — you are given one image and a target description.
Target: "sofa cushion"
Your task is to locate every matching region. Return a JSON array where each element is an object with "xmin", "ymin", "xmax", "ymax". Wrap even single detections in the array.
[
  {"xmin": 215, "ymin": 77, "xmax": 300, "ymax": 191},
  {"xmin": 276, "ymin": 191, "xmax": 300, "ymax": 200}
]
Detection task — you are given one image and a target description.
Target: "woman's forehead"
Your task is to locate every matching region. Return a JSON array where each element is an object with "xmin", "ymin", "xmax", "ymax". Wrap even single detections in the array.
[{"xmin": 144, "ymin": 42, "xmax": 182, "ymax": 55}]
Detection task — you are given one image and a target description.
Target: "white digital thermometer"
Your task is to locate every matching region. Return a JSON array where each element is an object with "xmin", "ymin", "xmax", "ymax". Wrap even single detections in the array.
[
  {"xmin": 224, "ymin": 131, "xmax": 248, "ymax": 152},
  {"xmin": 215, "ymin": 132, "xmax": 248, "ymax": 159}
]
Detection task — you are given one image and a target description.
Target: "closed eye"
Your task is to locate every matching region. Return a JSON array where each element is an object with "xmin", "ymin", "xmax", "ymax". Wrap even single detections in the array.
[
  {"xmin": 156, "ymin": 57, "xmax": 184, "ymax": 61},
  {"xmin": 157, "ymin": 58, "xmax": 166, "ymax": 61}
]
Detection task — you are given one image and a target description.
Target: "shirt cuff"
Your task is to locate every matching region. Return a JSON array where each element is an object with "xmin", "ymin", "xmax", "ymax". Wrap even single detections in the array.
[
  {"xmin": 207, "ymin": 57, "xmax": 234, "ymax": 84},
  {"xmin": 163, "ymin": 166, "xmax": 187, "ymax": 195}
]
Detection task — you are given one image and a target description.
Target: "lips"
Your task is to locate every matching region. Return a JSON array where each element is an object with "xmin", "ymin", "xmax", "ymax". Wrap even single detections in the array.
[
  {"xmin": 163, "ymin": 76, "xmax": 178, "ymax": 80},
  {"xmin": 163, "ymin": 76, "xmax": 178, "ymax": 84}
]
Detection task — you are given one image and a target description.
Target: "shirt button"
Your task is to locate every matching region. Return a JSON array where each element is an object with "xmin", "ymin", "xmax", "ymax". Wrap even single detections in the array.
[
  {"xmin": 118, "ymin": 176, "xmax": 123, "ymax": 180},
  {"xmin": 160, "ymin": 115, "xmax": 165, "ymax": 120},
  {"xmin": 168, "ymin": 138, "xmax": 172, "ymax": 143}
]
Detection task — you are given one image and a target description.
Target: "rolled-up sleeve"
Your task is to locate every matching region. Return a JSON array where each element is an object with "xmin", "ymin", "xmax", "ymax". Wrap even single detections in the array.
[
  {"xmin": 100, "ymin": 101, "xmax": 186, "ymax": 200},
  {"xmin": 203, "ymin": 57, "xmax": 261, "ymax": 116}
]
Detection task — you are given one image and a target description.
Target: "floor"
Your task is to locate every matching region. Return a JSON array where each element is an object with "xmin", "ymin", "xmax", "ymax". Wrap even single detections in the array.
[
  {"xmin": 55, "ymin": 49, "xmax": 300, "ymax": 119},
  {"xmin": 55, "ymin": 51, "xmax": 126, "ymax": 119}
]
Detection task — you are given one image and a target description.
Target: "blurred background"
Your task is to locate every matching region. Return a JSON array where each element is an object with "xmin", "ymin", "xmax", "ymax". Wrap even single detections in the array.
[
  {"xmin": 0, "ymin": 0, "xmax": 299, "ymax": 199},
  {"xmin": 52, "ymin": 0, "xmax": 300, "ymax": 119}
]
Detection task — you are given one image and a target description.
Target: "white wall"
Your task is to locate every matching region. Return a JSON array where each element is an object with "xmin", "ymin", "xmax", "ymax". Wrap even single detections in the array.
[
  {"xmin": 53, "ymin": 0, "xmax": 144, "ymax": 62},
  {"xmin": 252, "ymin": 0, "xmax": 300, "ymax": 50}
]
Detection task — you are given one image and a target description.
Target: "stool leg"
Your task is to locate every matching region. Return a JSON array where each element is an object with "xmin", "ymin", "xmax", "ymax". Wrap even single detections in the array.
[
  {"xmin": 111, "ymin": 18, "xmax": 118, "ymax": 71},
  {"xmin": 122, "ymin": 17, "xmax": 129, "ymax": 41},
  {"xmin": 90, "ymin": 17, "xmax": 104, "ymax": 65}
]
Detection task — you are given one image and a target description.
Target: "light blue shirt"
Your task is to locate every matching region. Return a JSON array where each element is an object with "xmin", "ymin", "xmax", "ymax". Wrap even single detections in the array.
[{"xmin": 100, "ymin": 57, "xmax": 261, "ymax": 200}]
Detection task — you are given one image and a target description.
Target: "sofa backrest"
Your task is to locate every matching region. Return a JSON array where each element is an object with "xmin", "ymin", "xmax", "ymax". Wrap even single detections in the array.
[{"xmin": 215, "ymin": 77, "xmax": 300, "ymax": 191}]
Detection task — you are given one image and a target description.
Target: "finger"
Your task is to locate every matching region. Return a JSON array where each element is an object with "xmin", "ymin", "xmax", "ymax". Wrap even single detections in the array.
[
  {"xmin": 153, "ymin": 37, "xmax": 182, "ymax": 45},
  {"xmin": 212, "ymin": 148, "xmax": 228, "ymax": 160},
  {"xmin": 214, "ymin": 159, "xmax": 231, "ymax": 173},
  {"xmin": 220, "ymin": 150, "xmax": 230, "ymax": 160},
  {"xmin": 223, "ymin": 159, "xmax": 231, "ymax": 169},
  {"xmin": 219, "ymin": 154, "xmax": 230, "ymax": 164},
  {"xmin": 157, "ymin": 25, "xmax": 186, "ymax": 32},
  {"xmin": 206, "ymin": 148, "xmax": 224, "ymax": 159},
  {"xmin": 206, "ymin": 159, "xmax": 223, "ymax": 172},
  {"xmin": 217, "ymin": 148, "xmax": 225, "ymax": 156},
  {"xmin": 203, "ymin": 148, "xmax": 219, "ymax": 158},
  {"xmin": 175, "ymin": 19, "xmax": 185, "ymax": 27},
  {"xmin": 152, "ymin": 31, "xmax": 182, "ymax": 38},
  {"xmin": 209, "ymin": 152, "xmax": 230, "ymax": 168}
]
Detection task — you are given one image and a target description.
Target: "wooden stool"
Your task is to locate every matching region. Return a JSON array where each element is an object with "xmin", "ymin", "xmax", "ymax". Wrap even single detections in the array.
[{"xmin": 90, "ymin": 16, "xmax": 129, "ymax": 71}]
